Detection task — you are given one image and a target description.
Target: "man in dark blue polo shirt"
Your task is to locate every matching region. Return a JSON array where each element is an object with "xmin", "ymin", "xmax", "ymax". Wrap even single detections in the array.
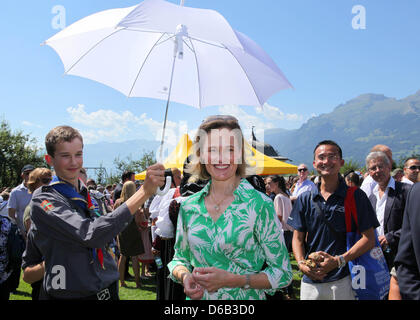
[{"xmin": 288, "ymin": 140, "xmax": 379, "ymax": 300}]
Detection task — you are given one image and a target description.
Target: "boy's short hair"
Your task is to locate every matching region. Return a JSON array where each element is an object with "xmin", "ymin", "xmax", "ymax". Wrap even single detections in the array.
[{"xmin": 45, "ymin": 126, "xmax": 83, "ymax": 157}]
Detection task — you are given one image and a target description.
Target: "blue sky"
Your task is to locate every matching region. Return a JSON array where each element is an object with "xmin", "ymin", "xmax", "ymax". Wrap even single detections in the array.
[{"xmin": 1, "ymin": 0, "xmax": 419, "ymax": 157}]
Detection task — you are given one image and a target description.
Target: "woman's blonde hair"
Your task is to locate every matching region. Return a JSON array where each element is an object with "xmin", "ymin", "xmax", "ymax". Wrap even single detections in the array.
[
  {"xmin": 27, "ymin": 168, "xmax": 52, "ymax": 193},
  {"xmin": 186, "ymin": 115, "xmax": 248, "ymax": 181},
  {"xmin": 120, "ymin": 181, "xmax": 137, "ymax": 203}
]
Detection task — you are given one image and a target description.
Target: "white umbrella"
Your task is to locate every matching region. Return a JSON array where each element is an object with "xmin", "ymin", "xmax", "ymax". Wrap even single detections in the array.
[{"xmin": 44, "ymin": 0, "xmax": 292, "ymax": 162}]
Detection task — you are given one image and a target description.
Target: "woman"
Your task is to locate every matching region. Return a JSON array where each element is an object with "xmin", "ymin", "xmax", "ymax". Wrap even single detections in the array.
[
  {"xmin": 21, "ymin": 167, "xmax": 52, "ymax": 300},
  {"xmin": 264, "ymin": 176, "xmax": 276, "ymax": 200},
  {"xmin": 23, "ymin": 168, "xmax": 53, "ymax": 234},
  {"xmin": 136, "ymin": 205, "xmax": 153, "ymax": 279},
  {"xmin": 267, "ymin": 175, "xmax": 295, "ymax": 300},
  {"xmin": 344, "ymin": 171, "xmax": 360, "ymax": 188},
  {"xmin": 268, "ymin": 175, "xmax": 293, "ymax": 252},
  {"xmin": 168, "ymin": 115, "xmax": 293, "ymax": 300},
  {"xmin": 114, "ymin": 181, "xmax": 144, "ymax": 288}
]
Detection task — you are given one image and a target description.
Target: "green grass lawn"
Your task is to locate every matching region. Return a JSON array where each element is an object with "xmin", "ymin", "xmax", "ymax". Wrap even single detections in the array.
[
  {"xmin": 10, "ymin": 255, "xmax": 302, "ymax": 300},
  {"xmin": 290, "ymin": 254, "xmax": 303, "ymax": 300},
  {"xmin": 9, "ymin": 263, "xmax": 157, "ymax": 300}
]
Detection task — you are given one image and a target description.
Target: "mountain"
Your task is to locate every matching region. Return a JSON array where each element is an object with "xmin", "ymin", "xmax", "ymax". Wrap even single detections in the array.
[
  {"xmin": 83, "ymin": 139, "xmax": 160, "ymax": 174},
  {"xmin": 264, "ymin": 90, "xmax": 420, "ymax": 167}
]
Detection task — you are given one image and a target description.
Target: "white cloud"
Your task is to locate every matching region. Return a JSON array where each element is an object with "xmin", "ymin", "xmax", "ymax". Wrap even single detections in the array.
[
  {"xmin": 64, "ymin": 103, "xmax": 308, "ymax": 153},
  {"xmin": 66, "ymin": 104, "xmax": 182, "ymax": 147},
  {"xmin": 217, "ymin": 103, "xmax": 305, "ymax": 141},
  {"xmin": 21, "ymin": 121, "xmax": 43, "ymax": 128},
  {"xmin": 218, "ymin": 105, "xmax": 275, "ymax": 139},
  {"xmin": 256, "ymin": 103, "xmax": 304, "ymax": 122}
]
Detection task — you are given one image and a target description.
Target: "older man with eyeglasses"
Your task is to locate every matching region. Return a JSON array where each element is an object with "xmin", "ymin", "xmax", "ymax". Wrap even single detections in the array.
[
  {"xmin": 290, "ymin": 164, "xmax": 316, "ymax": 202},
  {"xmin": 360, "ymin": 145, "xmax": 393, "ymax": 197},
  {"xmin": 366, "ymin": 151, "xmax": 411, "ymax": 271},
  {"xmin": 402, "ymin": 157, "xmax": 420, "ymax": 185}
]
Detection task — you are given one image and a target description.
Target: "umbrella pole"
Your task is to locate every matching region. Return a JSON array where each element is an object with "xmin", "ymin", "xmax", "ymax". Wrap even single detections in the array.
[{"xmin": 159, "ymin": 53, "xmax": 177, "ymax": 161}]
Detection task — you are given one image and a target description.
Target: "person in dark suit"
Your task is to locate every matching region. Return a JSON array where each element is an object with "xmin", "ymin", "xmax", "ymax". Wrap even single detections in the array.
[
  {"xmin": 394, "ymin": 182, "xmax": 420, "ymax": 300},
  {"xmin": 366, "ymin": 151, "xmax": 411, "ymax": 269}
]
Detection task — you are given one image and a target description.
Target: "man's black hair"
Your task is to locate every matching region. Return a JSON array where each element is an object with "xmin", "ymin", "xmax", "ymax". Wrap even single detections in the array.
[
  {"xmin": 313, "ymin": 140, "xmax": 343, "ymax": 159},
  {"xmin": 404, "ymin": 157, "xmax": 420, "ymax": 167},
  {"xmin": 121, "ymin": 171, "xmax": 135, "ymax": 182}
]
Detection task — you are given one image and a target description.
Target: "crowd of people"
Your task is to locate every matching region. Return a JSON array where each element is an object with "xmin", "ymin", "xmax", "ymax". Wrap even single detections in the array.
[{"xmin": 1, "ymin": 117, "xmax": 420, "ymax": 301}]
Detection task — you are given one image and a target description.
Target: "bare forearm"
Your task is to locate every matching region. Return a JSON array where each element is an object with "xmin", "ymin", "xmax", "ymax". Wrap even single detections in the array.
[
  {"xmin": 226, "ymin": 272, "xmax": 271, "ymax": 290},
  {"xmin": 343, "ymin": 228, "xmax": 375, "ymax": 263},
  {"xmin": 125, "ymin": 187, "xmax": 152, "ymax": 215},
  {"xmin": 292, "ymin": 231, "xmax": 306, "ymax": 263},
  {"xmin": 8, "ymin": 208, "xmax": 16, "ymax": 221},
  {"xmin": 23, "ymin": 262, "xmax": 45, "ymax": 284},
  {"xmin": 173, "ymin": 265, "xmax": 191, "ymax": 284}
]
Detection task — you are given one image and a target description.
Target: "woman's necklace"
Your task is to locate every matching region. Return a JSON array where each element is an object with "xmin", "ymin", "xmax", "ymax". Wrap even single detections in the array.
[
  {"xmin": 210, "ymin": 192, "xmax": 226, "ymax": 213},
  {"xmin": 208, "ymin": 179, "xmax": 239, "ymax": 213}
]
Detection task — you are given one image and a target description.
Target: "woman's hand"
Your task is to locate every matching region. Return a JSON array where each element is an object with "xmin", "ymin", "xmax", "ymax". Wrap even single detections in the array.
[
  {"xmin": 192, "ymin": 267, "xmax": 232, "ymax": 293},
  {"xmin": 183, "ymin": 273, "xmax": 204, "ymax": 300}
]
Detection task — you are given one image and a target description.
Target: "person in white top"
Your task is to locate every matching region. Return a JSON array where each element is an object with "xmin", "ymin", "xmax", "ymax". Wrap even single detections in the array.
[
  {"xmin": 290, "ymin": 164, "xmax": 315, "ymax": 202},
  {"xmin": 367, "ymin": 153, "xmax": 394, "ymax": 241},
  {"xmin": 366, "ymin": 151, "xmax": 411, "ymax": 272},
  {"xmin": 402, "ymin": 157, "xmax": 420, "ymax": 185},
  {"xmin": 268, "ymin": 176, "xmax": 294, "ymax": 248},
  {"xmin": 0, "ymin": 192, "xmax": 9, "ymax": 217},
  {"xmin": 360, "ymin": 144, "xmax": 393, "ymax": 198},
  {"xmin": 266, "ymin": 174, "xmax": 295, "ymax": 299}
]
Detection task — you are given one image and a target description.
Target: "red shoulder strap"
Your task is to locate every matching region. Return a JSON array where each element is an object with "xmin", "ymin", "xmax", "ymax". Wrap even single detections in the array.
[
  {"xmin": 173, "ymin": 186, "xmax": 181, "ymax": 199},
  {"xmin": 344, "ymin": 186, "xmax": 358, "ymax": 233}
]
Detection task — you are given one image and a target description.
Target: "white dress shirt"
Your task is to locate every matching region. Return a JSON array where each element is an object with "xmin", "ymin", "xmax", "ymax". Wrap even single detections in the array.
[
  {"xmin": 360, "ymin": 175, "xmax": 377, "ymax": 198},
  {"xmin": 292, "ymin": 179, "xmax": 316, "ymax": 198},
  {"xmin": 372, "ymin": 177, "xmax": 395, "ymax": 237},
  {"xmin": 401, "ymin": 176, "xmax": 414, "ymax": 185}
]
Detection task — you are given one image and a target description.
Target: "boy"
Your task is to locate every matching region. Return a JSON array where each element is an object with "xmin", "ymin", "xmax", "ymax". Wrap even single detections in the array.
[{"xmin": 22, "ymin": 126, "xmax": 164, "ymax": 299}]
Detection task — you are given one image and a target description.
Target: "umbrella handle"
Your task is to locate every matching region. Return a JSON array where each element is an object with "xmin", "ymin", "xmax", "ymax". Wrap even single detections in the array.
[{"xmin": 155, "ymin": 176, "xmax": 172, "ymax": 196}]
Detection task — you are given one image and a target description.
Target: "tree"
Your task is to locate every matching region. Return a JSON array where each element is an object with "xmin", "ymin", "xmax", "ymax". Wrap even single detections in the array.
[
  {"xmin": 93, "ymin": 162, "xmax": 108, "ymax": 186},
  {"xmin": 340, "ymin": 159, "xmax": 362, "ymax": 175},
  {"xmin": 396, "ymin": 153, "xmax": 420, "ymax": 169},
  {"xmin": 109, "ymin": 150, "xmax": 156, "ymax": 184},
  {"xmin": 0, "ymin": 119, "xmax": 45, "ymax": 188}
]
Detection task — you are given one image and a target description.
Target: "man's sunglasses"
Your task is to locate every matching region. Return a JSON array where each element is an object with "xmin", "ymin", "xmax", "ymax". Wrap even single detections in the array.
[
  {"xmin": 407, "ymin": 165, "xmax": 420, "ymax": 170},
  {"xmin": 41, "ymin": 178, "xmax": 52, "ymax": 184},
  {"xmin": 298, "ymin": 168, "xmax": 308, "ymax": 172}
]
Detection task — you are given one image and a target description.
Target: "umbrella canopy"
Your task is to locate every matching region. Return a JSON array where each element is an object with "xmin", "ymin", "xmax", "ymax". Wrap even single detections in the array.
[
  {"xmin": 44, "ymin": 0, "xmax": 292, "ymax": 109},
  {"xmin": 135, "ymin": 134, "xmax": 297, "ymax": 180}
]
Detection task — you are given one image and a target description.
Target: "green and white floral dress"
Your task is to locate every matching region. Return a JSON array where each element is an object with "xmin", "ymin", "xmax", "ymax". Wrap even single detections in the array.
[{"xmin": 168, "ymin": 178, "xmax": 293, "ymax": 300}]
